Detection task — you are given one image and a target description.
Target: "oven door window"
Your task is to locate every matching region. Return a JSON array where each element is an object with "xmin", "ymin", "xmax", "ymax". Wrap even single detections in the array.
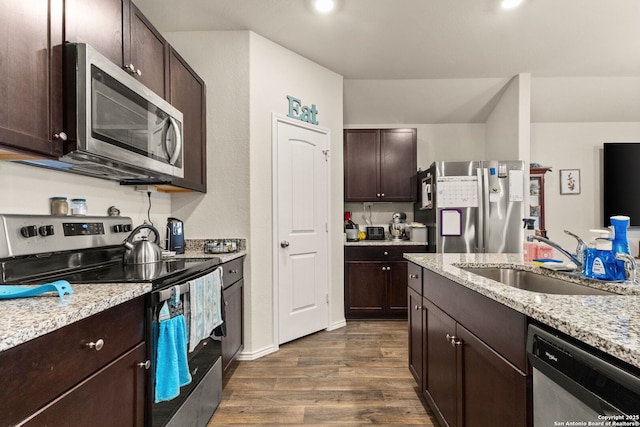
[{"xmin": 90, "ymin": 65, "xmax": 182, "ymax": 168}]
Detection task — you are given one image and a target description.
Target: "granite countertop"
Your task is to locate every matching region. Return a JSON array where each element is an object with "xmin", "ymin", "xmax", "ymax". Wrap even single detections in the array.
[
  {"xmin": 345, "ymin": 239, "xmax": 428, "ymax": 247},
  {"xmin": 176, "ymin": 249, "xmax": 246, "ymax": 264},
  {"xmin": 404, "ymin": 253, "xmax": 640, "ymax": 369},
  {"xmin": 0, "ymin": 283, "xmax": 151, "ymax": 352}
]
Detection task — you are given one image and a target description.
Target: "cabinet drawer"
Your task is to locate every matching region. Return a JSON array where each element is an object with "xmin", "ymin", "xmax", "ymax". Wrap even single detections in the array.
[
  {"xmin": 0, "ymin": 297, "xmax": 145, "ymax": 426},
  {"xmin": 407, "ymin": 262, "xmax": 422, "ymax": 294},
  {"xmin": 345, "ymin": 245, "xmax": 425, "ymax": 262},
  {"xmin": 222, "ymin": 257, "xmax": 244, "ymax": 288}
]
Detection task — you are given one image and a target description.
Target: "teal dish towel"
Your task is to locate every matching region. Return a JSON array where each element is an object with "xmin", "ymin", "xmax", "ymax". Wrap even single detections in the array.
[{"xmin": 154, "ymin": 313, "xmax": 192, "ymax": 403}]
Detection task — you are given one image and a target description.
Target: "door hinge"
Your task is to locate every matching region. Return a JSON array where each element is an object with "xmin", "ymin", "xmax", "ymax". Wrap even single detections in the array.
[
  {"xmin": 322, "ymin": 149, "xmax": 330, "ymax": 162},
  {"xmin": 326, "ymin": 222, "xmax": 328, "ymax": 232},
  {"xmin": 326, "ymin": 293, "xmax": 329, "ymax": 303}
]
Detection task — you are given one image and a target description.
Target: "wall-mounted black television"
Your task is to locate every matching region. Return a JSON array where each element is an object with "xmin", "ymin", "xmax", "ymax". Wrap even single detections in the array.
[{"xmin": 603, "ymin": 142, "xmax": 640, "ymax": 227}]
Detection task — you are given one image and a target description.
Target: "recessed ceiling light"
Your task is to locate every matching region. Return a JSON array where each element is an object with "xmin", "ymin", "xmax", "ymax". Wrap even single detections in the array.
[
  {"xmin": 501, "ymin": 0, "xmax": 524, "ymax": 9},
  {"xmin": 314, "ymin": 0, "xmax": 335, "ymax": 14}
]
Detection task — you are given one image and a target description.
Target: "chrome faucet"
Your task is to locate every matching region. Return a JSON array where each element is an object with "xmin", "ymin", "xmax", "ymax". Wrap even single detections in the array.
[
  {"xmin": 564, "ymin": 230, "xmax": 588, "ymax": 267},
  {"xmin": 526, "ymin": 231, "xmax": 584, "ymax": 269},
  {"xmin": 615, "ymin": 252, "xmax": 637, "ymax": 283}
]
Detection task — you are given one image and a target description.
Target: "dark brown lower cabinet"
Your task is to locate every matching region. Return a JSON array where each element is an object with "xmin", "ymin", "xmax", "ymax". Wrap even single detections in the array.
[
  {"xmin": 344, "ymin": 245, "xmax": 426, "ymax": 319},
  {"xmin": 407, "ymin": 286, "xmax": 425, "ymax": 387},
  {"xmin": 408, "ymin": 264, "xmax": 531, "ymax": 427},
  {"xmin": 457, "ymin": 325, "xmax": 527, "ymax": 426},
  {"xmin": 425, "ymin": 300, "xmax": 459, "ymax": 427},
  {"xmin": 220, "ymin": 256, "xmax": 245, "ymax": 375},
  {"xmin": 0, "ymin": 297, "xmax": 147, "ymax": 426},
  {"xmin": 23, "ymin": 343, "xmax": 146, "ymax": 426},
  {"xmin": 221, "ymin": 278, "xmax": 244, "ymax": 373}
]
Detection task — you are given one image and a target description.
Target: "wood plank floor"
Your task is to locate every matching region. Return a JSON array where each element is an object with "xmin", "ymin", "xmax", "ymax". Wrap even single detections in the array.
[{"xmin": 207, "ymin": 320, "xmax": 440, "ymax": 426}]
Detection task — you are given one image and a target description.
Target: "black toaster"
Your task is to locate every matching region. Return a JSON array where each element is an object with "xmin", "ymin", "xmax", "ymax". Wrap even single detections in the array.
[{"xmin": 366, "ymin": 226, "xmax": 385, "ymax": 240}]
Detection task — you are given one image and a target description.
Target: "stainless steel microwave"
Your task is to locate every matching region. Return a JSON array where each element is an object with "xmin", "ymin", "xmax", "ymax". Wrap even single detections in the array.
[{"xmin": 21, "ymin": 43, "xmax": 184, "ymax": 183}]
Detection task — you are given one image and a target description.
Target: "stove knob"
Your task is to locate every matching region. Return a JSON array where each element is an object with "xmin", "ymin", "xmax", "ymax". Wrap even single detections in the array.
[
  {"xmin": 113, "ymin": 224, "xmax": 123, "ymax": 233},
  {"xmin": 38, "ymin": 225, "xmax": 55, "ymax": 236},
  {"xmin": 123, "ymin": 224, "xmax": 132, "ymax": 232},
  {"xmin": 20, "ymin": 225, "xmax": 38, "ymax": 238}
]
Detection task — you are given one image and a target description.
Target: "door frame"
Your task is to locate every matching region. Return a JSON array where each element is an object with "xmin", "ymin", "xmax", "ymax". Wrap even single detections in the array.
[{"xmin": 271, "ymin": 113, "xmax": 332, "ymax": 348}]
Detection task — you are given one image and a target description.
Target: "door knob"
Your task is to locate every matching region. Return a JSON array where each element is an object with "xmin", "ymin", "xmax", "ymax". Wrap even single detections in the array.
[{"xmin": 280, "ymin": 241, "xmax": 290, "ymax": 248}]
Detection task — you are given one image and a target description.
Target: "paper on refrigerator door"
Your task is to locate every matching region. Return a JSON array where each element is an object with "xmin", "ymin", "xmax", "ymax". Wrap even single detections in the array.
[
  {"xmin": 436, "ymin": 176, "xmax": 479, "ymax": 207},
  {"xmin": 508, "ymin": 170, "xmax": 524, "ymax": 202}
]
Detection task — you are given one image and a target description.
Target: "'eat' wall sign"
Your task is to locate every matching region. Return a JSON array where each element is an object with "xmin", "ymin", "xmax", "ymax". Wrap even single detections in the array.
[{"xmin": 286, "ymin": 95, "xmax": 319, "ymax": 125}]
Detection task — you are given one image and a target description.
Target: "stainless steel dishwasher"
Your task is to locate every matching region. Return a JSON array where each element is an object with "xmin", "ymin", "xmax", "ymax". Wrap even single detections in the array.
[{"xmin": 527, "ymin": 324, "xmax": 640, "ymax": 426}]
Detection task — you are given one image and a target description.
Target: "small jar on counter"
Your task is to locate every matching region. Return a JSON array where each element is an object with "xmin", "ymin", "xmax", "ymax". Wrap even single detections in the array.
[
  {"xmin": 50, "ymin": 197, "xmax": 69, "ymax": 216},
  {"xmin": 70, "ymin": 198, "xmax": 87, "ymax": 216}
]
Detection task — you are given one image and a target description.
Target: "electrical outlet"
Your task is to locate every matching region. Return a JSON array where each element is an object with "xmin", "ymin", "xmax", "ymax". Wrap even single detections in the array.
[{"xmin": 364, "ymin": 202, "xmax": 373, "ymax": 209}]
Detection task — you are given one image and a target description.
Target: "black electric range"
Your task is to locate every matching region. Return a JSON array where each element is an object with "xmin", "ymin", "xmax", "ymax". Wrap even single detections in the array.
[{"xmin": 0, "ymin": 214, "xmax": 221, "ymax": 290}]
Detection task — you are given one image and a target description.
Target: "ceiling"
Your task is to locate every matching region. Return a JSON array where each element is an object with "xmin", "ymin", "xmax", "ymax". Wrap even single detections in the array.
[{"xmin": 135, "ymin": 0, "xmax": 640, "ymax": 123}]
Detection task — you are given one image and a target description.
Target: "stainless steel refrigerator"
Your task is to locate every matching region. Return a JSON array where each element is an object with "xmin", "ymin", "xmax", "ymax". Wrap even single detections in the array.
[{"xmin": 414, "ymin": 160, "xmax": 525, "ymax": 253}]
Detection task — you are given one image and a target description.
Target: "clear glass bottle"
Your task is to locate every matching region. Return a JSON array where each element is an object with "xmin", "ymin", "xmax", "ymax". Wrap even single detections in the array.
[
  {"xmin": 70, "ymin": 198, "xmax": 87, "ymax": 216},
  {"xmin": 50, "ymin": 197, "xmax": 69, "ymax": 216}
]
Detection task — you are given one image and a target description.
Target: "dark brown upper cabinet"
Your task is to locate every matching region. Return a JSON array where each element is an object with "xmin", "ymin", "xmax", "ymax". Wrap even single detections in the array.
[
  {"xmin": 162, "ymin": 47, "xmax": 207, "ymax": 193},
  {"xmin": 65, "ymin": 0, "xmax": 168, "ymax": 99},
  {"xmin": 344, "ymin": 128, "xmax": 417, "ymax": 202},
  {"xmin": 0, "ymin": 0, "xmax": 64, "ymax": 159}
]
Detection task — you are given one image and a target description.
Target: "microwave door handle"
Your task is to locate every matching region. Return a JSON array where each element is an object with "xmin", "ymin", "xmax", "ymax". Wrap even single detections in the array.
[{"xmin": 166, "ymin": 117, "xmax": 182, "ymax": 165}]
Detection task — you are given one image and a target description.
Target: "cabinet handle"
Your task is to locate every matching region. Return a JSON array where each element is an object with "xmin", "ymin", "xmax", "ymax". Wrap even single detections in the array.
[
  {"xmin": 124, "ymin": 64, "xmax": 142, "ymax": 76},
  {"xmin": 86, "ymin": 338, "xmax": 104, "ymax": 351},
  {"xmin": 280, "ymin": 241, "xmax": 290, "ymax": 248},
  {"xmin": 414, "ymin": 305, "xmax": 423, "ymax": 310},
  {"xmin": 381, "ymin": 193, "xmax": 385, "ymax": 197},
  {"xmin": 383, "ymin": 251, "xmax": 389, "ymax": 256},
  {"xmin": 445, "ymin": 334, "xmax": 463, "ymax": 347},
  {"xmin": 377, "ymin": 193, "xmax": 381, "ymax": 197},
  {"xmin": 53, "ymin": 132, "xmax": 67, "ymax": 141},
  {"xmin": 409, "ymin": 274, "xmax": 419, "ymax": 279},
  {"xmin": 229, "ymin": 269, "xmax": 238, "ymax": 274},
  {"xmin": 138, "ymin": 360, "xmax": 151, "ymax": 370}
]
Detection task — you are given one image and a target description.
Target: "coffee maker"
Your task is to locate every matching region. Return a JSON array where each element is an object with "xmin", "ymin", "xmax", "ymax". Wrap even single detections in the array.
[
  {"xmin": 389, "ymin": 212, "xmax": 408, "ymax": 241},
  {"xmin": 166, "ymin": 217, "xmax": 185, "ymax": 254}
]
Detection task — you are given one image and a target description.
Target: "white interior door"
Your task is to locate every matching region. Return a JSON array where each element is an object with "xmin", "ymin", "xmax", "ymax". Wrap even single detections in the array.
[{"xmin": 274, "ymin": 116, "xmax": 329, "ymax": 345}]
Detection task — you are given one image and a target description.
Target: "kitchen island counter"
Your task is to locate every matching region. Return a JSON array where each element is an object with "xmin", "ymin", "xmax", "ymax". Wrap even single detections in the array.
[
  {"xmin": 0, "ymin": 283, "xmax": 151, "ymax": 352},
  {"xmin": 405, "ymin": 252, "xmax": 640, "ymax": 369}
]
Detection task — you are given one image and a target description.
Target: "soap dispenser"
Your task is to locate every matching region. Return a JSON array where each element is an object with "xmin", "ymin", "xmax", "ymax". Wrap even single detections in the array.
[
  {"xmin": 522, "ymin": 218, "xmax": 538, "ymax": 262},
  {"xmin": 610, "ymin": 215, "xmax": 630, "ymax": 255},
  {"xmin": 583, "ymin": 229, "xmax": 624, "ymax": 281}
]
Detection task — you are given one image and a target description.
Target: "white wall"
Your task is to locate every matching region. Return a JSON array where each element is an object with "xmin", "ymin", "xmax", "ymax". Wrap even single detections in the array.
[
  {"xmin": 165, "ymin": 30, "xmax": 344, "ymax": 358},
  {"xmin": 0, "ymin": 162, "xmax": 171, "ymax": 229},
  {"xmin": 531, "ymin": 122, "xmax": 640, "ymax": 256},
  {"xmin": 164, "ymin": 31, "xmax": 250, "ymax": 240},
  {"xmin": 248, "ymin": 32, "xmax": 344, "ymax": 355},
  {"xmin": 485, "ymin": 73, "xmax": 531, "ymax": 163}
]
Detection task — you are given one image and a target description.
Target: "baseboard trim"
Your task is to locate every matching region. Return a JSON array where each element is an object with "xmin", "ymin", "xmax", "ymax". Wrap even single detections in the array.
[
  {"xmin": 237, "ymin": 344, "xmax": 278, "ymax": 361},
  {"xmin": 328, "ymin": 319, "xmax": 347, "ymax": 331}
]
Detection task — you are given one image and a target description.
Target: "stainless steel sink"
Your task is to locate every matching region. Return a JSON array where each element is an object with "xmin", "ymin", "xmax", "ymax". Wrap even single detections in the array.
[{"xmin": 462, "ymin": 267, "xmax": 615, "ymax": 295}]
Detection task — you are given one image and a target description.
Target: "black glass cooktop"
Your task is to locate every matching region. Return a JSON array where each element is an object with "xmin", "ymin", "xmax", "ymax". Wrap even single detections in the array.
[{"xmin": 0, "ymin": 246, "xmax": 221, "ymax": 289}]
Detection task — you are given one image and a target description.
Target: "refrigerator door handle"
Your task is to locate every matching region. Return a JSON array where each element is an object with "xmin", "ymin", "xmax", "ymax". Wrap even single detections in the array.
[
  {"xmin": 476, "ymin": 167, "xmax": 485, "ymax": 252},
  {"xmin": 482, "ymin": 167, "xmax": 491, "ymax": 253}
]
